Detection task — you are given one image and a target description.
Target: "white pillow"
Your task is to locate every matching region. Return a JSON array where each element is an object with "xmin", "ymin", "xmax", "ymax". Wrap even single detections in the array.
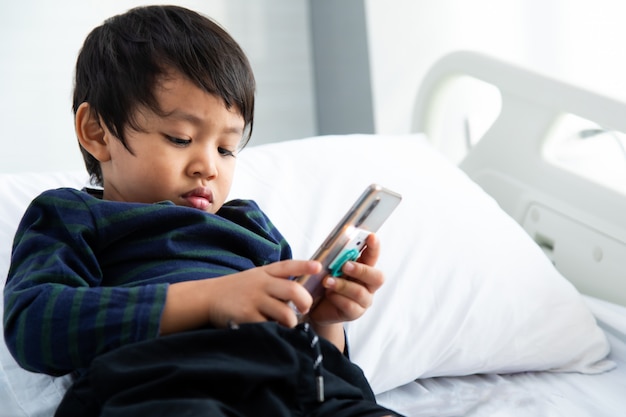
[
  {"xmin": 230, "ymin": 134, "xmax": 614, "ymax": 394},
  {"xmin": 0, "ymin": 134, "xmax": 613, "ymax": 414},
  {"xmin": 0, "ymin": 171, "xmax": 88, "ymax": 417}
]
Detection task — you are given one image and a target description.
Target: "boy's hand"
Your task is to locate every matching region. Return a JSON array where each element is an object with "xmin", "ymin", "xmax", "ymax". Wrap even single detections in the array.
[
  {"xmin": 309, "ymin": 233, "xmax": 384, "ymax": 325},
  {"xmin": 209, "ymin": 260, "xmax": 319, "ymax": 328},
  {"xmin": 160, "ymin": 260, "xmax": 319, "ymax": 334}
]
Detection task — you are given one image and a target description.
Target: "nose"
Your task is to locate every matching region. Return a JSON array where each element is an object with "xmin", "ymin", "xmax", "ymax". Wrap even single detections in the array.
[{"xmin": 188, "ymin": 147, "xmax": 218, "ymax": 180}]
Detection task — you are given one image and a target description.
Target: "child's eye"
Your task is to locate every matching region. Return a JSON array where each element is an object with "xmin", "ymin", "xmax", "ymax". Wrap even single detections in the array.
[
  {"xmin": 218, "ymin": 147, "xmax": 236, "ymax": 157},
  {"xmin": 166, "ymin": 136, "xmax": 192, "ymax": 147}
]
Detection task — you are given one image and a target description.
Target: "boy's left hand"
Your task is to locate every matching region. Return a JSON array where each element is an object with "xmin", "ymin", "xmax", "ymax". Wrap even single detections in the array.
[{"xmin": 308, "ymin": 233, "xmax": 384, "ymax": 325}]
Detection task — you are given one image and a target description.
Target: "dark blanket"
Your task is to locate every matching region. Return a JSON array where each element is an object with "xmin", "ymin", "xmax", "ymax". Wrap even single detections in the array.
[{"xmin": 55, "ymin": 322, "xmax": 400, "ymax": 417}]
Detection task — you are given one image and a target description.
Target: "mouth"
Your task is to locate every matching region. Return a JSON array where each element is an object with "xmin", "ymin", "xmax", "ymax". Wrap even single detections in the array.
[{"xmin": 182, "ymin": 187, "xmax": 214, "ymax": 211}]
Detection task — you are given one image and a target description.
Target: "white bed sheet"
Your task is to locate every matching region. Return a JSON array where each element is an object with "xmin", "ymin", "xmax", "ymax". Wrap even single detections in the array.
[{"xmin": 376, "ymin": 295, "xmax": 626, "ymax": 417}]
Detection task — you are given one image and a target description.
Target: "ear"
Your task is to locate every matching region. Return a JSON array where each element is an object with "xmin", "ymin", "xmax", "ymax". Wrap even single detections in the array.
[{"xmin": 75, "ymin": 102, "xmax": 111, "ymax": 162}]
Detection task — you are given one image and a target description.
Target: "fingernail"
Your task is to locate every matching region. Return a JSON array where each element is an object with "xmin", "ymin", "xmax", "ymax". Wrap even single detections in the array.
[
  {"xmin": 343, "ymin": 262, "xmax": 355, "ymax": 273},
  {"xmin": 325, "ymin": 277, "xmax": 336, "ymax": 288}
]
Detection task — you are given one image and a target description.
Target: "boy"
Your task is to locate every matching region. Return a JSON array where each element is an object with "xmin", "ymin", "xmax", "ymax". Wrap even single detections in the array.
[{"xmin": 3, "ymin": 5, "xmax": 400, "ymax": 416}]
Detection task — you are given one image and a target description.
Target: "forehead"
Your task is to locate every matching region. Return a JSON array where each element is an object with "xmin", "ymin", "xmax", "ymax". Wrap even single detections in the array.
[{"xmin": 140, "ymin": 71, "xmax": 244, "ymax": 129}]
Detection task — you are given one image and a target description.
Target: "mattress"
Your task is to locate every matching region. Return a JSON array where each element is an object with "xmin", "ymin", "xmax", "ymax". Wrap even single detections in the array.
[{"xmin": 376, "ymin": 296, "xmax": 626, "ymax": 416}]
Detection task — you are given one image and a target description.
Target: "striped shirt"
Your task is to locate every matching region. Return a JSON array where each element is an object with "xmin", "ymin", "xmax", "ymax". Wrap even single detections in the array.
[{"xmin": 3, "ymin": 188, "xmax": 291, "ymax": 376}]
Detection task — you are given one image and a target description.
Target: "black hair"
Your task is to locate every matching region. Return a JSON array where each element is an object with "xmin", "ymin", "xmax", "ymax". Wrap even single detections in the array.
[{"xmin": 72, "ymin": 5, "xmax": 255, "ymax": 186}]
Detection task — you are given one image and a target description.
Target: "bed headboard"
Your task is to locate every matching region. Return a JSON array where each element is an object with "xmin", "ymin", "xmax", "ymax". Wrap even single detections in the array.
[{"xmin": 412, "ymin": 51, "xmax": 626, "ymax": 307}]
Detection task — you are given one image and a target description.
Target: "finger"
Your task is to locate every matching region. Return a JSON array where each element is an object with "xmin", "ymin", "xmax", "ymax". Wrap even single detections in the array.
[
  {"xmin": 222, "ymin": 304, "xmax": 271, "ymax": 328},
  {"xmin": 324, "ymin": 276, "xmax": 372, "ymax": 308},
  {"xmin": 264, "ymin": 274, "xmax": 313, "ymax": 315},
  {"xmin": 264, "ymin": 259, "xmax": 322, "ymax": 278},
  {"xmin": 259, "ymin": 298, "xmax": 300, "ymax": 328},
  {"xmin": 281, "ymin": 284, "xmax": 313, "ymax": 316},
  {"xmin": 357, "ymin": 233, "xmax": 380, "ymax": 266},
  {"xmin": 320, "ymin": 278, "xmax": 371, "ymax": 321},
  {"xmin": 323, "ymin": 290, "xmax": 368, "ymax": 319},
  {"xmin": 341, "ymin": 261, "xmax": 384, "ymax": 291}
]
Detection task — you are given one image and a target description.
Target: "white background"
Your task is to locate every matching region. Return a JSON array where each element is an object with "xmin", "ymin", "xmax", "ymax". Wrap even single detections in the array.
[
  {"xmin": 366, "ymin": 0, "xmax": 626, "ymax": 134},
  {"xmin": 0, "ymin": 0, "xmax": 316, "ymax": 172},
  {"xmin": 3, "ymin": 0, "xmax": 626, "ymax": 173}
]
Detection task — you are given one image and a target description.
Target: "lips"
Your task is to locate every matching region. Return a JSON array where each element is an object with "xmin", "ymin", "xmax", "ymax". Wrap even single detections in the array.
[{"xmin": 182, "ymin": 187, "xmax": 213, "ymax": 211}]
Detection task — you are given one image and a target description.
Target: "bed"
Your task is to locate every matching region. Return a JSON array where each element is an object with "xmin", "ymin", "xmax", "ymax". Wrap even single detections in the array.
[{"xmin": 1, "ymin": 50, "xmax": 626, "ymax": 416}]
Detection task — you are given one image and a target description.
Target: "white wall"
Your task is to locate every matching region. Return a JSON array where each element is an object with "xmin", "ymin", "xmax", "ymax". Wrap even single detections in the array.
[
  {"xmin": 7, "ymin": 0, "xmax": 626, "ymax": 173},
  {"xmin": 365, "ymin": 0, "xmax": 626, "ymax": 135},
  {"xmin": 0, "ymin": 0, "xmax": 316, "ymax": 173}
]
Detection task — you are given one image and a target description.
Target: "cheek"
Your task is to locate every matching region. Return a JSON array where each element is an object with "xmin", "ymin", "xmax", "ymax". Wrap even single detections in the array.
[
  {"xmin": 218, "ymin": 155, "xmax": 236, "ymax": 175},
  {"xmin": 108, "ymin": 149, "xmax": 135, "ymax": 175},
  {"xmin": 217, "ymin": 160, "xmax": 236, "ymax": 195},
  {"xmin": 142, "ymin": 149, "xmax": 182, "ymax": 173}
]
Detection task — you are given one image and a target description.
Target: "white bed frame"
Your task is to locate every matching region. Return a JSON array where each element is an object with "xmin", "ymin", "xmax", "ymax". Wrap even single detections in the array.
[{"xmin": 412, "ymin": 51, "xmax": 626, "ymax": 307}]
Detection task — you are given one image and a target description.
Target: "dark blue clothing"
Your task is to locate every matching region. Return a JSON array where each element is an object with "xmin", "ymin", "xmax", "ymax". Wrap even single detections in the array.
[
  {"xmin": 4, "ymin": 187, "xmax": 401, "ymax": 417},
  {"xmin": 4, "ymin": 188, "xmax": 291, "ymax": 375},
  {"xmin": 55, "ymin": 322, "xmax": 400, "ymax": 417}
]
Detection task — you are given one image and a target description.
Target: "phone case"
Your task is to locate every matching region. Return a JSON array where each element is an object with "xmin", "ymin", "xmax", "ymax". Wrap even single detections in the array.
[{"xmin": 294, "ymin": 184, "xmax": 402, "ymax": 309}]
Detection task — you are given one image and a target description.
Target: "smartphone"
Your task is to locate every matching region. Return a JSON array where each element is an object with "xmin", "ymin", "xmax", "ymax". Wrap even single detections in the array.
[{"xmin": 294, "ymin": 184, "xmax": 402, "ymax": 309}]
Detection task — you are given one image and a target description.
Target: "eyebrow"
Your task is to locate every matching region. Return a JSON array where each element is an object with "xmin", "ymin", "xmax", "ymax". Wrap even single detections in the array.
[{"xmin": 162, "ymin": 108, "xmax": 244, "ymax": 135}]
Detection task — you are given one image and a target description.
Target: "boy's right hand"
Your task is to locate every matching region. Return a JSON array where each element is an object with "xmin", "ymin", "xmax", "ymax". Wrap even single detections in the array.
[{"xmin": 160, "ymin": 260, "xmax": 321, "ymax": 334}]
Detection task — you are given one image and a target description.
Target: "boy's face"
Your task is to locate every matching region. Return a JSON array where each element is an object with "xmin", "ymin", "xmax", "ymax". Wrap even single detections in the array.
[{"xmin": 99, "ymin": 72, "xmax": 245, "ymax": 214}]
